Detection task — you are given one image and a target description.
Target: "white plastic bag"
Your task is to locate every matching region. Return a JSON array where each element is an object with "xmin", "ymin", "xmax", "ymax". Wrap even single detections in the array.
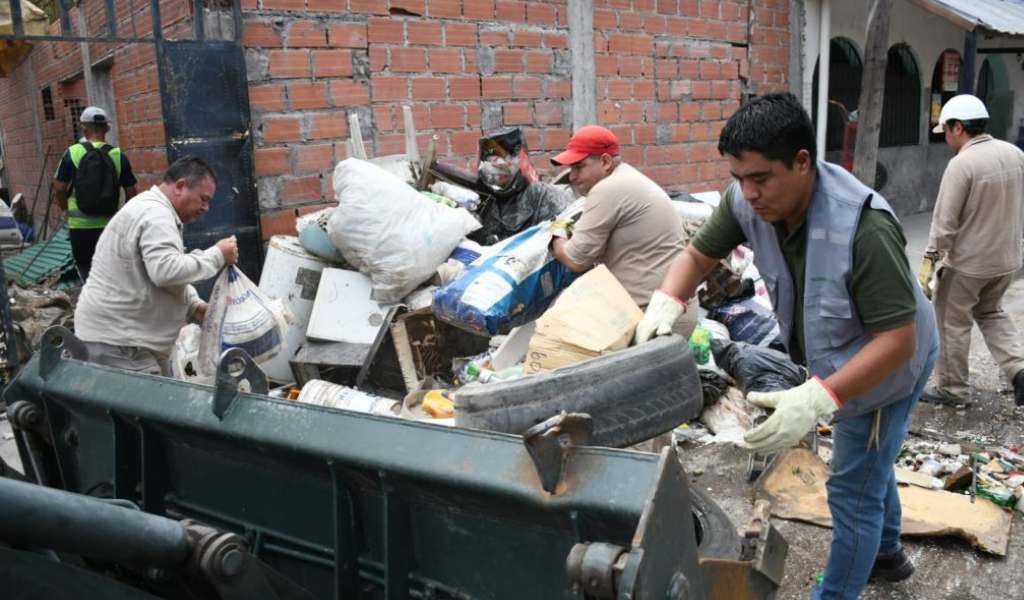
[
  {"xmin": 328, "ymin": 158, "xmax": 480, "ymax": 303},
  {"xmin": 198, "ymin": 266, "xmax": 292, "ymax": 377}
]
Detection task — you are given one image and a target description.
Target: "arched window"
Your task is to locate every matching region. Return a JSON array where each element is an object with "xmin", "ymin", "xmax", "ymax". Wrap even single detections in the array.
[
  {"xmin": 929, "ymin": 49, "xmax": 962, "ymax": 143},
  {"xmin": 880, "ymin": 44, "xmax": 919, "ymax": 147},
  {"xmin": 812, "ymin": 38, "xmax": 862, "ymax": 152},
  {"xmin": 977, "ymin": 56, "xmax": 1012, "ymax": 140}
]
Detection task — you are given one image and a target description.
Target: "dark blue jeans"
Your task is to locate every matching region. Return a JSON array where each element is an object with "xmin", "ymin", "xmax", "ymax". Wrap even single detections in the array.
[{"xmin": 811, "ymin": 343, "xmax": 937, "ymax": 599}]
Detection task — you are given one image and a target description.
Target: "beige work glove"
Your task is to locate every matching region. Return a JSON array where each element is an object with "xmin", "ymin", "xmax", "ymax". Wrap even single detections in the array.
[
  {"xmin": 917, "ymin": 253, "xmax": 937, "ymax": 300},
  {"xmin": 633, "ymin": 289, "xmax": 686, "ymax": 345},
  {"xmin": 742, "ymin": 377, "xmax": 839, "ymax": 453}
]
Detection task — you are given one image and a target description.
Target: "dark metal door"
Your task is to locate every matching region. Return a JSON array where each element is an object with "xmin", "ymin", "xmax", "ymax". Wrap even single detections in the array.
[{"xmin": 157, "ymin": 40, "xmax": 262, "ymax": 290}]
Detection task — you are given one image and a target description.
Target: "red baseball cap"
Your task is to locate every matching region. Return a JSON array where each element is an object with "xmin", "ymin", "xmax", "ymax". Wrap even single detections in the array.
[{"xmin": 551, "ymin": 125, "xmax": 620, "ymax": 165}]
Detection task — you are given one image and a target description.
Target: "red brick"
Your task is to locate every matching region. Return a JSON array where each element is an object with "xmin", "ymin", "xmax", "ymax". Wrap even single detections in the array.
[
  {"xmin": 427, "ymin": 0, "xmax": 461, "ymax": 17},
  {"xmin": 349, "ymin": 0, "xmax": 388, "ymax": 14},
  {"xmin": 367, "ymin": 18, "xmax": 403, "ymax": 44},
  {"xmin": 429, "ymin": 48, "xmax": 462, "ymax": 73},
  {"xmin": 594, "ymin": 9, "xmax": 616, "ymax": 29},
  {"xmin": 452, "ymin": 130, "xmax": 479, "ymax": 154},
  {"xmin": 544, "ymin": 128, "xmax": 570, "ymax": 151},
  {"xmin": 657, "ymin": 102, "xmax": 678, "ymax": 121},
  {"xmin": 260, "ymin": 205, "xmax": 328, "ymax": 240},
  {"xmin": 482, "ymin": 76, "xmax": 512, "ymax": 98},
  {"xmin": 657, "ymin": 0, "xmax": 678, "ymax": 14},
  {"xmin": 512, "ymin": 30, "xmax": 542, "ymax": 48},
  {"xmin": 525, "ymin": 51, "xmax": 553, "ymax": 73},
  {"xmin": 712, "ymin": 81, "xmax": 732, "ymax": 99},
  {"xmin": 606, "ymin": 79, "xmax": 631, "ymax": 100},
  {"xmin": 430, "ymin": 104, "xmax": 465, "ymax": 129},
  {"xmin": 526, "ymin": 2, "xmax": 557, "ymax": 25},
  {"xmin": 680, "ymin": 102, "xmax": 700, "ymax": 121},
  {"xmin": 293, "ymin": 143, "xmax": 335, "ymax": 173},
  {"xmin": 255, "ymin": 147, "xmax": 289, "ymax": 176},
  {"xmin": 389, "ymin": 0, "xmax": 426, "ymax": 15},
  {"xmin": 307, "ymin": 0, "xmax": 347, "ymax": 11},
  {"xmin": 391, "ymin": 47, "xmax": 428, "ymax": 72},
  {"xmin": 494, "ymin": 49, "xmax": 524, "ymax": 72},
  {"xmin": 462, "ymin": 0, "xmax": 494, "ymax": 19},
  {"xmin": 371, "ymin": 77, "xmax": 408, "ymax": 101},
  {"xmin": 242, "ymin": 21, "xmax": 282, "ymax": 47},
  {"xmin": 681, "ymin": 0, "xmax": 700, "ymax": 17},
  {"xmin": 283, "ymin": 175, "xmax": 324, "ymax": 204},
  {"xmin": 679, "ymin": 60, "xmax": 699, "ymax": 79},
  {"xmin": 248, "ymin": 83, "xmax": 287, "ymax": 112},
  {"xmin": 329, "ymin": 79, "xmax": 371, "ymax": 105},
  {"xmin": 503, "ymin": 103, "xmax": 531, "ymax": 125},
  {"xmin": 513, "ymin": 76, "xmax": 541, "ymax": 98},
  {"xmin": 618, "ymin": 12, "xmax": 643, "ymax": 32},
  {"xmin": 643, "ymin": 15, "xmax": 668, "ymax": 34},
  {"xmin": 496, "ymin": 0, "xmax": 526, "ymax": 22},
  {"xmin": 448, "ymin": 76, "xmax": 480, "ymax": 100},
  {"xmin": 287, "ymin": 20, "xmax": 328, "ymax": 47},
  {"xmin": 445, "ymin": 23, "xmax": 477, "ymax": 46},
  {"xmin": 312, "ymin": 49, "xmax": 353, "ymax": 77},
  {"xmin": 546, "ymin": 79, "xmax": 570, "ymax": 98},
  {"xmin": 479, "ymin": 30, "xmax": 508, "ymax": 46},
  {"xmin": 407, "ymin": 21, "xmax": 443, "ymax": 45},
  {"xmin": 599, "ymin": 101, "xmax": 621, "ymax": 123},
  {"xmin": 262, "ymin": 0, "xmax": 304, "ymax": 9},
  {"xmin": 374, "ymin": 106, "xmax": 396, "ymax": 130},
  {"xmin": 328, "ymin": 23, "xmax": 368, "ymax": 48},
  {"xmin": 268, "ymin": 50, "xmax": 311, "ymax": 78},
  {"xmin": 534, "ymin": 102, "xmax": 562, "ymax": 125},
  {"xmin": 369, "ymin": 46, "xmax": 387, "ymax": 71},
  {"xmin": 288, "ymin": 81, "xmax": 330, "ymax": 109},
  {"xmin": 543, "ymin": 32, "xmax": 568, "ymax": 49},
  {"xmin": 412, "ymin": 77, "xmax": 446, "ymax": 100},
  {"xmin": 263, "ymin": 117, "xmax": 302, "ymax": 142},
  {"xmin": 633, "ymin": 80, "xmax": 655, "ymax": 99}
]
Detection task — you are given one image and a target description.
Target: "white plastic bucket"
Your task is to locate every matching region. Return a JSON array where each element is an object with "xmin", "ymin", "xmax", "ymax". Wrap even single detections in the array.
[{"xmin": 257, "ymin": 236, "xmax": 334, "ymax": 382}]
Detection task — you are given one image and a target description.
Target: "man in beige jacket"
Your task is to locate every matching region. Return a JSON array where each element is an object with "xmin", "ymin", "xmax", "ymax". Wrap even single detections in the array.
[
  {"xmin": 74, "ymin": 156, "xmax": 238, "ymax": 376},
  {"xmin": 920, "ymin": 94, "xmax": 1024, "ymax": 406}
]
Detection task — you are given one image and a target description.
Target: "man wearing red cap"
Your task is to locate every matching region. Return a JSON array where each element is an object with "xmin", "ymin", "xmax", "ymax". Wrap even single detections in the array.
[{"xmin": 549, "ymin": 125, "xmax": 685, "ymax": 313}]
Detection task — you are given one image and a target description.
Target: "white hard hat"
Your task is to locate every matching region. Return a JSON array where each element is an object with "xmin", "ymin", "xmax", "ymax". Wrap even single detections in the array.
[
  {"xmin": 80, "ymin": 106, "xmax": 109, "ymax": 124},
  {"xmin": 932, "ymin": 94, "xmax": 989, "ymax": 133}
]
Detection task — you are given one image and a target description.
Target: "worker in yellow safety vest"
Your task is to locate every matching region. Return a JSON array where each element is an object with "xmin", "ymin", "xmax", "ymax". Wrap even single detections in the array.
[{"xmin": 53, "ymin": 106, "xmax": 138, "ymax": 281}]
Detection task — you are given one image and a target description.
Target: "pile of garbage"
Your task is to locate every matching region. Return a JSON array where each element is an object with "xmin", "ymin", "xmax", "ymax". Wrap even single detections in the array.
[{"xmin": 896, "ymin": 439, "xmax": 1024, "ymax": 512}]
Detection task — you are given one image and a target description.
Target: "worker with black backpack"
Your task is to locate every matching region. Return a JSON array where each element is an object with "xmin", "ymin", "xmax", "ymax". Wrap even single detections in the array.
[{"xmin": 53, "ymin": 106, "xmax": 138, "ymax": 281}]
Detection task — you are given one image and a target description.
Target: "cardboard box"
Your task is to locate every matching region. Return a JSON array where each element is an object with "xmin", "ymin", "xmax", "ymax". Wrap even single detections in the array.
[{"xmin": 524, "ymin": 265, "xmax": 643, "ymax": 374}]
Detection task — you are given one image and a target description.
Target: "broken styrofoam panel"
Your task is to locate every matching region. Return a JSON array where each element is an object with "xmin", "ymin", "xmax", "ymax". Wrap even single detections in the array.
[
  {"xmin": 306, "ymin": 268, "xmax": 391, "ymax": 344},
  {"xmin": 490, "ymin": 321, "xmax": 536, "ymax": 371}
]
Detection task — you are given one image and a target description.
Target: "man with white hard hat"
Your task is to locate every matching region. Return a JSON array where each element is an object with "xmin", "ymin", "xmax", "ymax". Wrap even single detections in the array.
[
  {"xmin": 53, "ymin": 106, "xmax": 138, "ymax": 281},
  {"xmin": 920, "ymin": 94, "xmax": 1024, "ymax": 407}
]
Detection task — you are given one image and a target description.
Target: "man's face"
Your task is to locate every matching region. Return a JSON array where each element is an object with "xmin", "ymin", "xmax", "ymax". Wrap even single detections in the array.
[
  {"xmin": 727, "ymin": 150, "xmax": 813, "ymax": 225},
  {"xmin": 172, "ymin": 176, "xmax": 215, "ymax": 224},
  {"xmin": 943, "ymin": 121, "xmax": 966, "ymax": 153},
  {"xmin": 568, "ymin": 154, "xmax": 613, "ymax": 196}
]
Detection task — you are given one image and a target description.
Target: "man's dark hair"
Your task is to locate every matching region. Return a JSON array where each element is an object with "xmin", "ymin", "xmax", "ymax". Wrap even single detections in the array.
[
  {"xmin": 82, "ymin": 122, "xmax": 109, "ymax": 137},
  {"xmin": 163, "ymin": 155, "xmax": 217, "ymax": 187},
  {"xmin": 718, "ymin": 92, "xmax": 816, "ymax": 167},
  {"xmin": 948, "ymin": 118, "xmax": 988, "ymax": 137}
]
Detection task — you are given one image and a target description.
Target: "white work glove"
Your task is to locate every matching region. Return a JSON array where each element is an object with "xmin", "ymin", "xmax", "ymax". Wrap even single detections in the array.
[
  {"xmin": 633, "ymin": 289, "xmax": 686, "ymax": 345},
  {"xmin": 742, "ymin": 377, "xmax": 839, "ymax": 453}
]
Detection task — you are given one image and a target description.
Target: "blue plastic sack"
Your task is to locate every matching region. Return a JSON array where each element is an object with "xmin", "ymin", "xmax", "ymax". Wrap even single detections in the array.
[
  {"xmin": 432, "ymin": 223, "xmax": 577, "ymax": 336},
  {"xmin": 706, "ymin": 297, "xmax": 781, "ymax": 347}
]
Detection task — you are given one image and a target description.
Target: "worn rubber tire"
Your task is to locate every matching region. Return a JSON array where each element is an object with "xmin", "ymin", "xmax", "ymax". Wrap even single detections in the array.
[
  {"xmin": 691, "ymin": 486, "xmax": 741, "ymax": 560},
  {"xmin": 455, "ymin": 335, "xmax": 702, "ymax": 448}
]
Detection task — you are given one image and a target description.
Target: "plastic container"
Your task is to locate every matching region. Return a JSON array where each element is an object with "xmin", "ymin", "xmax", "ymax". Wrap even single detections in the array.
[
  {"xmin": 257, "ymin": 236, "xmax": 335, "ymax": 382},
  {"xmin": 295, "ymin": 379, "xmax": 399, "ymax": 416}
]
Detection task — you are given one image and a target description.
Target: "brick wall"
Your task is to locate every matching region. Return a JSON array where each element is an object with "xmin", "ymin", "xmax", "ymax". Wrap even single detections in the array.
[
  {"xmin": 250, "ymin": 0, "xmax": 791, "ymax": 238},
  {"xmin": 0, "ymin": 0, "xmax": 191, "ymax": 234},
  {"xmin": 0, "ymin": 1, "xmax": 790, "ymax": 242}
]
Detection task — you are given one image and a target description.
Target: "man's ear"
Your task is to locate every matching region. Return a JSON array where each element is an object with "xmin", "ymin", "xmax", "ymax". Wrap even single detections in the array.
[
  {"xmin": 601, "ymin": 153, "xmax": 615, "ymax": 171},
  {"xmin": 795, "ymin": 149, "xmax": 812, "ymax": 175}
]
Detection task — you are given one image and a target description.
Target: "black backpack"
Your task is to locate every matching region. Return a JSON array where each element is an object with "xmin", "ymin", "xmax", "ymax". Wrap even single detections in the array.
[{"xmin": 73, "ymin": 142, "xmax": 120, "ymax": 216}]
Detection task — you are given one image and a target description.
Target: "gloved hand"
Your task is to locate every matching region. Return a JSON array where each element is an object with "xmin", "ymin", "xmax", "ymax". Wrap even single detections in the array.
[
  {"xmin": 633, "ymin": 289, "xmax": 686, "ymax": 345},
  {"xmin": 742, "ymin": 377, "xmax": 839, "ymax": 453},
  {"xmin": 918, "ymin": 253, "xmax": 937, "ymax": 300},
  {"xmin": 549, "ymin": 218, "xmax": 573, "ymax": 239}
]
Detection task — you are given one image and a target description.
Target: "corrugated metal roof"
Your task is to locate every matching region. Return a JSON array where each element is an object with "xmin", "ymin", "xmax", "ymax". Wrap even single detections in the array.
[
  {"xmin": 3, "ymin": 225, "xmax": 76, "ymax": 285},
  {"xmin": 912, "ymin": 0, "xmax": 1024, "ymax": 36}
]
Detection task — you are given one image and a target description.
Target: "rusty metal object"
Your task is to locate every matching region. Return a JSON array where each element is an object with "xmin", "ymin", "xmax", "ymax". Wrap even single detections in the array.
[
  {"xmin": 700, "ymin": 500, "xmax": 787, "ymax": 599},
  {"xmin": 522, "ymin": 411, "xmax": 593, "ymax": 494}
]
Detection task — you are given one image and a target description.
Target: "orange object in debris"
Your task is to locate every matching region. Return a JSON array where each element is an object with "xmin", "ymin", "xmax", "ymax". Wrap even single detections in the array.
[
  {"xmin": 421, "ymin": 390, "xmax": 454, "ymax": 419},
  {"xmin": 287, "ymin": 388, "xmax": 301, "ymax": 401}
]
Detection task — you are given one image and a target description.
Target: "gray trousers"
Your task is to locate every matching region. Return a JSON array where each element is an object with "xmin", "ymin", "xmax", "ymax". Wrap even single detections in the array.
[
  {"xmin": 84, "ymin": 341, "xmax": 171, "ymax": 377},
  {"xmin": 933, "ymin": 269, "xmax": 1024, "ymax": 397}
]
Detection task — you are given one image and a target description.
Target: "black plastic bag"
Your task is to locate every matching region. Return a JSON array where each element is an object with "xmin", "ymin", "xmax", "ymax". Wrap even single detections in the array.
[{"xmin": 711, "ymin": 339, "xmax": 806, "ymax": 394}]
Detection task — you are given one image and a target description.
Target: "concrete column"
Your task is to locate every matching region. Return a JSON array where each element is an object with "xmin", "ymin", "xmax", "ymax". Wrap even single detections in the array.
[{"xmin": 568, "ymin": 0, "xmax": 596, "ymax": 130}]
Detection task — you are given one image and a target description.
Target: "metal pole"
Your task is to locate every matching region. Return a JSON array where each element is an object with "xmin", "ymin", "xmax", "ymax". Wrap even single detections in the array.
[
  {"xmin": 76, "ymin": 3, "xmax": 97, "ymax": 105},
  {"xmin": 815, "ymin": 0, "xmax": 832, "ymax": 159},
  {"xmin": 0, "ymin": 476, "xmax": 191, "ymax": 568}
]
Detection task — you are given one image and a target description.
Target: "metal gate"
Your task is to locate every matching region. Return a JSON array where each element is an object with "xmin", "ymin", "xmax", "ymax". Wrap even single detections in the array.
[{"xmin": 0, "ymin": 0, "xmax": 262, "ymax": 287}]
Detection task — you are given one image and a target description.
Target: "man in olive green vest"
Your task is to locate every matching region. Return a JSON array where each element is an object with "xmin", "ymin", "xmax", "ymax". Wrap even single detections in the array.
[{"xmin": 53, "ymin": 106, "xmax": 138, "ymax": 281}]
